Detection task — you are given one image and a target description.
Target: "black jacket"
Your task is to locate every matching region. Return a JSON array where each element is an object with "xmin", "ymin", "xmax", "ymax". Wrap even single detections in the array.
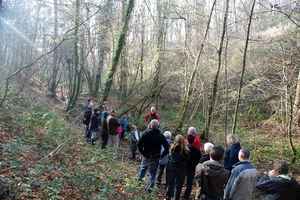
[
  {"xmin": 199, "ymin": 154, "xmax": 210, "ymax": 164},
  {"xmin": 83, "ymin": 108, "xmax": 92, "ymax": 126},
  {"xmin": 256, "ymin": 174, "xmax": 300, "ymax": 200},
  {"xmin": 167, "ymin": 146, "xmax": 190, "ymax": 172},
  {"xmin": 101, "ymin": 117, "xmax": 108, "ymax": 135},
  {"xmin": 106, "ymin": 115, "xmax": 120, "ymax": 135},
  {"xmin": 89, "ymin": 113, "xmax": 99, "ymax": 131},
  {"xmin": 137, "ymin": 128, "xmax": 169, "ymax": 159},
  {"xmin": 187, "ymin": 144, "xmax": 201, "ymax": 173}
]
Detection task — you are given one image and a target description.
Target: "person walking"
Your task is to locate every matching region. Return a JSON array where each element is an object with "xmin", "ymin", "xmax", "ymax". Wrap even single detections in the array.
[{"xmin": 137, "ymin": 119, "xmax": 169, "ymax": 193}]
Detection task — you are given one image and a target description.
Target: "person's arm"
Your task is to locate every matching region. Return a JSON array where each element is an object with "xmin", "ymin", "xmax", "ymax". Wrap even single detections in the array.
[
  {"xmin": 137, "ymin": 134, "xmax": 145, "ymax": 155},
  {"xmin": 256, "ymin": 174, "xmax": 273, "ymax": 192},
  {"xmin": 224, "ymin": 170, "xmax": 239, "ymax": 200},
  {"xmin": 130, "ymin": 131, "xmax": 138, "ymax": 143},
  {"xmin": 160, "ymin": 137, "xmax": 169, "ymax": 158},
  {"xmin": 224, "ymin": 150, "xmax": 237, "ymax": 170},
  {"xmin": 126, "ymin": 115, "xmax": 130, "ymax": 121},
  {"xmin": 156, "ymin": 113, "xmax": 161, "ymax": 122},
  {"xmin": 144, "ymin": 113, "xmax": 150, "ymax": 121}
]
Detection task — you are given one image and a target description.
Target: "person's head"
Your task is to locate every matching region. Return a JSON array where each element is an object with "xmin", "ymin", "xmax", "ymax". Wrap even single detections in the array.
[
  {"xmin": 111, "ymin": 109, "xmax": 117, "ymax": 117},
  {"xmin": 226, "ymin": 133, "xmax": 238, "ymax": 146},
  {"xmin": 94, "ymin": 108, "xmax": 100, "ymax": 114},
  {"xmin": 164, "ymin": 131, "xmax": 172, "ymax": 139},
  {"xmin": 171, "ymin": 134, "xmax": 189, "ymax": 154},
  {"xmin": 103, "ymin": 105, "xmax": 109, "ymax": 111},
  {"xmin": 88, "ymin": 102, "xmax": 94, "ymax": 108},
  {"xmin": 131, "ymin": 125, "xmax": 137, "ymax": 131},
  {"xmin": 122, "ymin": 116, "xmax": 126, "ymax": 119},
  {"xmin": 238, "ymin": 148, "xmax": 250, "ymax": 161},
  {"xmin": 103, "ymin": 111, "xmax": 109, "ymax": 119},
  {"xmin": 274, "ymin": 160, "xmax": 289, "ymax": 175},
  {"xmin": 188, "ymin": 127, "xmax": 197, "ymax": 136},
  {"xmin": 204, "ymin": 142, "xmax": 214, "ymax": 154},
  {"xmin": 187, "ymin": 134, "xmax": 195, "ymax": 144},
  {"xmin": 88, "ymin": 99, "xmax": 92, "ymax": 103},
  {"xmin": 210, "ymin": 145, "xmax": 225, "ymax": 162},
  {"xmin": 150, "ymin": 119, "xmax": 160, "ymax": 129},
  {"xmin": 150, "ymin": 106, "xmax": 156, "ymax": 114}
]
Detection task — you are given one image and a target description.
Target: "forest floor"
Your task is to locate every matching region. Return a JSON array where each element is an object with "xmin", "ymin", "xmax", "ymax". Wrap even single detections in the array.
[{"xmin": 1, "ymin": 83, "xmax": 300, "ymax": 200}]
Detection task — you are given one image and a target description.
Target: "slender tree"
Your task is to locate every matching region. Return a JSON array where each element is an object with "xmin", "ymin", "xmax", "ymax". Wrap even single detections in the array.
[
  {"xmin": 232, "ymin": 0, "xmax": 256, "ymax": 134},
  {"xmin": 100, "ymin": 0, "xmax": 135, "ymax": 107},
  {"xmin": 202, "ymin": 0, "xmax": 230, "ymax": 139}
]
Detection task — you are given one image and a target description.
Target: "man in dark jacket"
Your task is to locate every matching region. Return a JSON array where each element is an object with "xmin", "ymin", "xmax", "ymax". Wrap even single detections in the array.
[
  {"xmin": 106, "ymin": 110, "xmax": 121, "ymax": 153},
  {"xmin": 137, "ymin": 119, "xmax": 169, "ymax": 193},
  {"xmin": 194, "ymin": 146, "xmax": 230, "ymax": 200},
  {"xmin": 88, "ymin": 108, "xmax": 100, "ymax": 145},
  {"xmin": 256, "ymin": 160, "xmax": 300, "ymax": 200},
  {"xmin": 83, "ymin": 102, "xmax": 93, "ymax": 137},
  {"xmin": 184, "ymin": 135, "xmax": 201, "ymax": 200}
]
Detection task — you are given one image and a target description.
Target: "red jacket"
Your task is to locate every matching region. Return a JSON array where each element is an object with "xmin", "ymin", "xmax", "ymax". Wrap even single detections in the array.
[
  {"xmin": 185, "ymin": 135, "xmax": 202, "ymax": 150},
  {"xmin": 144, "ymin": 112, "xmax": 160, "ymax": 122}
]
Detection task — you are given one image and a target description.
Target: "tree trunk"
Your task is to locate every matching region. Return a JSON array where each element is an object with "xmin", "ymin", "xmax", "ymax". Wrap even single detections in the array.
[
  {"xmin": 232, "ymin": 0, "xmax": 256, "ymax": 134},
  {"xmin": 201, "ymin": 0, "xmax": 229, "ymax": 140},
  {"xmin": 50, "ymin": 0, "xmax": 59, "ymax": 97},
  {"xmin": 100, "ymin": 0, "xmax": 135, "ymax": 107},
  {"xmin": 67, "ymin": 0, "xmax": 81, "ymax": 111},
  {"xmin": 176, "ymin": 0, "xmax": 217, "ymax": 133}
]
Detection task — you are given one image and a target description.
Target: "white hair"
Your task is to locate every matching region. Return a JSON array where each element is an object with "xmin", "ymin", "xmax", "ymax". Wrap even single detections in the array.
[
  {"xmin": 188, "ymin": 127, "xmax": 196, "ymax": 134},
  {"xmin": 151, "ymin": 119, "xmax": 160, "ymax": 128},
  {"xmin": 164, "ymin": 131, "xmax": 172, "ymax": 139},
  {"xmin": 204, "ymin": 142, "xmax": 214, "ymax": 154}
]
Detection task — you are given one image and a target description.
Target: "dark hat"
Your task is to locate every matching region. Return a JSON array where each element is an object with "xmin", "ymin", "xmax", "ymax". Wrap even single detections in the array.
[{"xmin": 94, "ymin": 108, "xmax": 100, "ymax": 112}]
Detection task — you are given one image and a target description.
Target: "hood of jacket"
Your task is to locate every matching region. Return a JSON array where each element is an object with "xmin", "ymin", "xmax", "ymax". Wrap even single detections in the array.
[{"xmin": 202, "ymin": 161, "xmax": 225, "ymax": 177}]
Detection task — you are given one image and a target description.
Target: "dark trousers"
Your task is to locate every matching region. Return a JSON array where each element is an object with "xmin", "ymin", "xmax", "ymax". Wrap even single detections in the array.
[
  {"xmin": 184, "ymin": 171, "xmax": 195, "ymax": 199},
  {"xmin": 165, "ymin": 168, "xmax": 186, "ymax": 200},
  {"xmin": 101, "ymin": 134, "xmax": 108, "ymax": 149},
  {"xmin": 120, "ymin": 130, "xmax": 125, "ymax": 139},
  {"xmin": 156, "ymin": 164, "xmax": 167, "ymax": 187}
]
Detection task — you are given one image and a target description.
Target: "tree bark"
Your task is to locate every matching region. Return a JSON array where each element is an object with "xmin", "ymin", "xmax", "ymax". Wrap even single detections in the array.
[
  {"xmin": 100, "ymin": 0, "xmax": 135, "ymax": 107},
  {"xmin": 232, "ymin": 0, "xmax": 256, "ymax": 134},
  {"xmin": 202, "ymin": 0, "xmax": 229, "ymax": 140},
  {"xmin": 176, "ymin": 0, "xmax": 217, "ymax": 133}
]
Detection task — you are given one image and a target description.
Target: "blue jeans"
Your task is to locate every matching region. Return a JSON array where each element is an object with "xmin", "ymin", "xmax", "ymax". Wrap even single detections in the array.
[
  {"xmin": 184, "ymin": 171, "xmax": 195, "ymax": 199},
  {"xmin": 138, "ymin": 157, "xmax": 159, "ymax": 192},
  {"xmin": 165, "ymin": 167, "xmax": 186, "ymax": 200}
]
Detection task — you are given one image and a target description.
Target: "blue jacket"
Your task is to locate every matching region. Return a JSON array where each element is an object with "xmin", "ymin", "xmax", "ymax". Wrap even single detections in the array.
[
  {"xmin": 159, "ymin": 139, "xmax": 173, "ymax": 165},
  {"xmin": 120, "ymin": 116, "xmax": 130, "ymax": 131},
  {"xmin": 256, "ymin": 174, "xmax": 300, "ymax": 200},
  {"xmin": 224, "ymin": 142, "xmax": 241, "ymax": 171},
  {"xmin": 224, "ymin": 161, "xmax": 258, "ymax": 200}
]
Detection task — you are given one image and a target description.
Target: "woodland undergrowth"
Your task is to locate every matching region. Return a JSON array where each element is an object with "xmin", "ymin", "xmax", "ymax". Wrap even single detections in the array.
[{"xmin": 0, "ymin": 95, "xmax": 300, "ymax": 200}]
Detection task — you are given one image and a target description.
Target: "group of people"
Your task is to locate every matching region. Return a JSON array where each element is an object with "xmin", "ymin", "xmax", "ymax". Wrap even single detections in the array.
[
  {"xmin": 83, "ymin": 100, "xmax": 300, "ymax": 200},
  {"xmin": 82, "ymin": 99, "xmax": 129, "ymax": 150}
]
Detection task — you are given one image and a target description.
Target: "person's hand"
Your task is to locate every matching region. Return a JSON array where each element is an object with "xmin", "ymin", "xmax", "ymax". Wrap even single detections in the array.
[
  {"xmin": 268, "ymin": 169, "xmax": 277, "ymax": 177},
  {"xmin": 128, "ymin": 115, "xmax": 131, "ymax": 117}
]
